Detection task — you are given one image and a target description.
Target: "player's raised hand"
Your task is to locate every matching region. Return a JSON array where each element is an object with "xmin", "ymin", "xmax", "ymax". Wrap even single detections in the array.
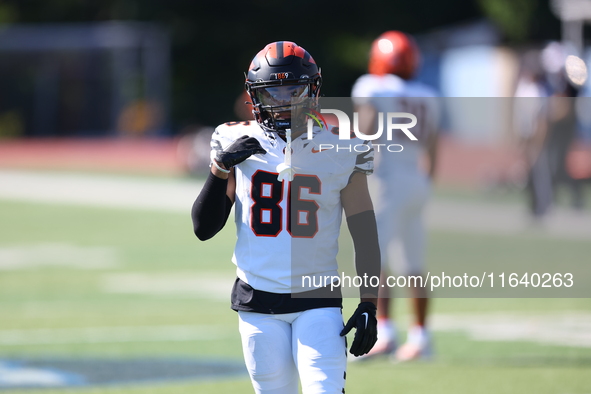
[
  {"xmin": 215, "ymin": 135, "xmax": 266, "ymax": 169},
  {"xmin": 340, "ymin": 302, "xmax": 378, "ymax": 357}
]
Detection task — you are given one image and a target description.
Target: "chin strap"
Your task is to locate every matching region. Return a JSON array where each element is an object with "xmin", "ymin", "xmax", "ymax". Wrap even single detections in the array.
[{"xmin": 276, "ymin": 128, "xmax": 296, "ymax": 182}]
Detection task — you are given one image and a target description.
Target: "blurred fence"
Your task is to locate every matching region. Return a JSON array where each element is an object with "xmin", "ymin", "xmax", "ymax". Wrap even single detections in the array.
[{"xmin": 0, "ymin": 22, "xmax": 170, "ymax": 138}]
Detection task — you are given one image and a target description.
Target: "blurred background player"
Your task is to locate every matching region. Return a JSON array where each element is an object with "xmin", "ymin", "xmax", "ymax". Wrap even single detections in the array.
[
  {"xmin": 541, "ymin": 42, "xmax": 586, "ymax": 211},
  {"xmin": 351, "ymin": 31, "xmax": 440, "ymax": 362},
  {"xmin": 513, "ymin": 48, "xmax": 554, "ymax": 220},
  {"xmin": 513, "ymin": 42, "xmax": 587, "ymax": 222}
]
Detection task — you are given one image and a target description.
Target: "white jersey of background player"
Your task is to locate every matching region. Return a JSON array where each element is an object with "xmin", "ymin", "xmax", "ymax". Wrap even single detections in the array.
[
  {"xmin": 192, "ymin": 41, "xmax": 380, "ymax": 394},
  {"xmin": 351, "ymin": 31, "xmax": 440, "ymax": 362}
]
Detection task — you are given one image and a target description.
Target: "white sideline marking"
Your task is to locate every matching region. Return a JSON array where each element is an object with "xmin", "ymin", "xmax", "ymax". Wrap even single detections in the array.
[
  {"xmin": 0, "ymin": 325, "xmax": 234, "ymax": 346},
  {"xmin": 431, "ymin": 312, "xmax": 591, "ymax": 348}
]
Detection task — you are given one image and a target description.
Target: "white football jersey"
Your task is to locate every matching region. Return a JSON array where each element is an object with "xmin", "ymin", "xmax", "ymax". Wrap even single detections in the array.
[
  {"xmin": 351, "ymin": 73, "xmax": 440, "ymax": 178},
  {"xmin": 210, "ymin": 120, "xmax": 373, "ymax": 294}
]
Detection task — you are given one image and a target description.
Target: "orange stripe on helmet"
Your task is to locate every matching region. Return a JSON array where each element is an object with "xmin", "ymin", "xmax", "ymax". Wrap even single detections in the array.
[
  {"xmin": 293, "ymin": 45, "xmax": 305, "ymax": 59},
  {"xmin": 283, "ymin": 41, "xmax": 293, "ymax": 58},
  {"xmin": 267, "ymin": 42, "xmax": 278, "ymax": 59},
  {"xmin": 252, "ymin": 41, "xmax": 317, "ymax": 64}
]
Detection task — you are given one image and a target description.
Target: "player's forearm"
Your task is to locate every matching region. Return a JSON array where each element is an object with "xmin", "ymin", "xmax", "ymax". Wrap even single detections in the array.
[
  {"xmin": 191, "ymin": 171, "xmax": 233, "ymax": 241},
  {"xmin": 346, "ymin": 210, "xmax": 381, "ymax": 305}
]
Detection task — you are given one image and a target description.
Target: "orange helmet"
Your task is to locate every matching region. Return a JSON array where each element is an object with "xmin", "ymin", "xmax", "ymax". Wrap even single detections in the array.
[{"xmin": 368, "ymin": 31, "xmax": 420, "ymax": 79}]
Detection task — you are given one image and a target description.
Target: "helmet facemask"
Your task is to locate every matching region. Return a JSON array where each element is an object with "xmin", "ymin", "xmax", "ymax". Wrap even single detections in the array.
[{"xmin": 247, "ymin": 80, "xmax": 320, "ymax": 137}]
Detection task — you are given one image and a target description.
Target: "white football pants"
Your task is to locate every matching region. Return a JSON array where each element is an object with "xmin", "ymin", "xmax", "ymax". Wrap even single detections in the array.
[
  {"xmin": 238, "ymin": 307, "xmax": 347, "ymax": 394},
  {"xmin": 371, "ymin": 171, "xmax": 430, "ymax": 275}
]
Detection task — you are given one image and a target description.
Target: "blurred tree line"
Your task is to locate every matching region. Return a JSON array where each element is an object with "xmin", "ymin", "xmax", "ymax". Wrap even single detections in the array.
[{"xmin": 0, "ymin": 0, "xmax": 563, "ymax": 134}]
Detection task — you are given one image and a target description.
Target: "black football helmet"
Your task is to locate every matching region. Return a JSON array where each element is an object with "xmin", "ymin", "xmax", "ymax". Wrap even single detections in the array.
[{"xmin": 245, "ymin": 41, "xmax": 322, "ymax": 135}]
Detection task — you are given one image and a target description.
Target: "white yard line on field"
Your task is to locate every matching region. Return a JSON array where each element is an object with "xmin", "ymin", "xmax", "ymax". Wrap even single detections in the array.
[
  {"xmin": 2, "ymin": 312, "xmax": 590, "ymax": 348},
  {"xmin": 100, "ymin": 272, "xmax": 232, "ymax": 299},
  {"xmin": 0, "ymin": 243, "xmax": 118, "ymax": 270},
  {"xmin": 427, "ymin": 200, "xmax": 591, "ymax": 240},
  {"xmin": 0, "ymin": 325, "xmax": 234, "ymax": 346},
  {"xmin": 1, "ymin": 169, "xmax": 591, "ymax": 239},
  {"xmin": 0, "ymin": 170, "xmax": 202, "ymax": 212},
  {"xmin": 431, "ymin": 311, "xmax": 591, "ymax": 348}
]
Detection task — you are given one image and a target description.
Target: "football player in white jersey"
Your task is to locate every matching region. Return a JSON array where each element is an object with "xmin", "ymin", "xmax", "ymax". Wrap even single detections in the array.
[
  {"xmin": 192, "ymin": 41, "xmax": 381, "ymax": 394},
  {"xmin": 351, "ymin": 31, "xmax": 440, "ymax": 362}
]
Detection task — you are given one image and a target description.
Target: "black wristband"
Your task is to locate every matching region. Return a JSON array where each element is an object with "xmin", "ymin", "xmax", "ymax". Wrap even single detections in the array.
[
  {"xmin": 346, "ymin": 210, "xmax": 381, "ymax": 298},
  {"xmin": 191, "ymin": 171, "xmax": 233, "ymax": 240}
]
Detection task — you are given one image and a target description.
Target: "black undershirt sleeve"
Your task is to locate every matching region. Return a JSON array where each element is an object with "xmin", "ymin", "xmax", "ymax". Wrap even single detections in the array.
[
  {"xmin": 346, "ymin": 210, "xmax": 381, "ymax": 299},
  {"xmin": 191, "ymin": 172, "xmax": 233, "ymax": 241}
]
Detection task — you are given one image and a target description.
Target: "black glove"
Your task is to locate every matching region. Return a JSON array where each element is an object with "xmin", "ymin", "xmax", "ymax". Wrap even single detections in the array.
[
  {"xmin": 340, "ymin": 302, "xmax": 378, "ymax": 357},
  {"xmin": 215, "ymin": 135, "xmax": 266, "ymax": 169}
]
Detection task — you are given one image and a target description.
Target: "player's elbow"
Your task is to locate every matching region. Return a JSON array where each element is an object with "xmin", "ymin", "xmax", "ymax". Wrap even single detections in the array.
[
  {"xmin": 194, "ymin": 231, "xmax": 210, "ymax": 242},
  {"xmin": 193, "ymin": 224, "xmax": 215, "ymax": 241},
  {"xmin": 190, "ymin": 195, "xmax": 231, "ymax": 241}
]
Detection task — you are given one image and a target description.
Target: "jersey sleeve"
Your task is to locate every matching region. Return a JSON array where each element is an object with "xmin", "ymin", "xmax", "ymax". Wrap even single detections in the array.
[
  {"xmin": 353, "ymin": 140, "xmax": 374, "ymax": 175},
  {"xmin": 209, "ymin": 123, "xmax": 238, "ymax": 164},
  {"xmin": 351, "ymin": 75, "xmax": 375, "ymax": 106},
  {"xmin": 351, "ymin": 74, "xmax": 376, "ymax": 97}
]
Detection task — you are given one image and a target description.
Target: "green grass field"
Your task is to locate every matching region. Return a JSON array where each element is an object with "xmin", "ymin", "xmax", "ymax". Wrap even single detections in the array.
[{"xmin": 0, "ymin": 171, "xmax": 590, "ymax": 393}]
